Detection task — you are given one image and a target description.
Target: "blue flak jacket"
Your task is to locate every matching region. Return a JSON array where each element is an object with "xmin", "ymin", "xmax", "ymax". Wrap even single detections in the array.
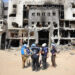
[
  {"xmin": 31, "ymin": 47, "xmax": 40, "ymax": 58},
  {"xmin": 26, "ymin": 48, "xmax": 30, "ymax": 55},
  {"xmin": 42, "ymin": 47, "xmax": 48, "ymax": 57},
  {"xmin": 21, "ymin": 46, "xmax": 26, "ymax": 55},
  {"xmin": 51, "ymin": 48, "xmax": 57, "ymax": 55}
]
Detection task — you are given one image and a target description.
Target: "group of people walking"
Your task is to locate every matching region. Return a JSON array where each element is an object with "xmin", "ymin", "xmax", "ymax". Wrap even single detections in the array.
[{"xmin": 21, "ymin": 43, "xmax": 57, "ymax": 71}]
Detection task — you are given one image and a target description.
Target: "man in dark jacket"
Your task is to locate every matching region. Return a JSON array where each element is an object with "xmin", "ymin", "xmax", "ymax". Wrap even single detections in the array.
[{"xmin": 31, "ymin": 44, "xmax": 40, "ymax": 71}]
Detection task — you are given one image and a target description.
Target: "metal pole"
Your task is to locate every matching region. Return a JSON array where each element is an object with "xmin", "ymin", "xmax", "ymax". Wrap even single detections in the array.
[{"xmin": 28, "ymin": 27, "xmax": 30, "ymax": 46}]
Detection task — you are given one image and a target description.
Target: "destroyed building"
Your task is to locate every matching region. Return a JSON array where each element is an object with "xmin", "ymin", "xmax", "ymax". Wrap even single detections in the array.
[{"xmin": 7, "ymin": 0, "xmax": 75, "ymax": 48}]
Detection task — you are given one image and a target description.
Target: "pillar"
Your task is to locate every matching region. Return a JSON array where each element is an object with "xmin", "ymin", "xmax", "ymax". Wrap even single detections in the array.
[
  {"xmin": 35, "ymin": 30, "xmax": 38, "ymax": 44},
  {"xmin": 0, "ymin": 33, "xmax": 2, "ymax": 49}
]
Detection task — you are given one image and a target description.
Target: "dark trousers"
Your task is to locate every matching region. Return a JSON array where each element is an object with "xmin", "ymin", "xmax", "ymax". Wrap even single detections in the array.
[
  {"xmin": 42, "ymin": 56, "xmax": 47, "ymax": 69},
  {"xmin": 51, "ymin": 55, "xmax": 56, "ymax": 67},
  {"xmin": 31, "ymin": 56, "xmax": 39, "ymax": 70}
]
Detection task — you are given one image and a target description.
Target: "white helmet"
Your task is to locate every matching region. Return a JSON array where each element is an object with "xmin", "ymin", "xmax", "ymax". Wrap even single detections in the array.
[{"xmin": 42, "ymin": 43, "xmax": 47, "ymax": 47}]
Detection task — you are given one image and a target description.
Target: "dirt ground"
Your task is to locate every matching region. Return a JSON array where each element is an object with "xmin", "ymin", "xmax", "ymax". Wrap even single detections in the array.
[{"xmin": 0, "ymin": 49, "xmax": 75, "ymax": 75}]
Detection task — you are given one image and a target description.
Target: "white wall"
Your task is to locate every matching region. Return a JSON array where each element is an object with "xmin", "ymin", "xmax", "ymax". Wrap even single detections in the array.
[{"xmin": 64, "ymin": 0, "xmax": 75, "ymax": 20}]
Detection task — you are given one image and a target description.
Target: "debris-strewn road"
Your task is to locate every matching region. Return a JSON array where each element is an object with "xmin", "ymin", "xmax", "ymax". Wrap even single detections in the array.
[{"xmin": 0, "ymin": 49, "xmax": 75, "ymax": 75}]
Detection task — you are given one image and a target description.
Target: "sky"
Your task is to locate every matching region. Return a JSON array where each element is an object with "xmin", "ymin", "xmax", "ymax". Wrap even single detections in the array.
[{"xmin": 3, "ymin": 0, "xmax": 8, "ymax": 2}]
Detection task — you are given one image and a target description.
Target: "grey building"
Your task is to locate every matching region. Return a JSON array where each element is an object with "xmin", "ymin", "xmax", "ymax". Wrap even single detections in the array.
[
  {"xmin": 7, "ymin": 0, "xmax": 75, "ymax": 48},
  {"xmin": 28, "ymin": 6, "xmax": 59, "ymax": 45}
]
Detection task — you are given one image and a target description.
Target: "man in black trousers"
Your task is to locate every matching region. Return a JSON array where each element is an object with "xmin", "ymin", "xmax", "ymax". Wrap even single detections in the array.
[{"xmin": 31, "ymin": 44, "xmax": 40, "ymax": 71}]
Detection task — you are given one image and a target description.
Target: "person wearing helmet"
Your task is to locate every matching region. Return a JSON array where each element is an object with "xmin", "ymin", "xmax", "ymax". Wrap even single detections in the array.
[
  {"xmin": 41, "ymin": 43, "xmax": 48, "ymax": 69},
  {"xmin": 21, "ymin": 44, "xmax": 27, "ymax": 68},
  {"xmin": 51, "ymin": 43, "xmax": 57, "ymax": 67},
  {"xmin": 31, "ymin": 43, "xmax": 40, "ymax": 71}
]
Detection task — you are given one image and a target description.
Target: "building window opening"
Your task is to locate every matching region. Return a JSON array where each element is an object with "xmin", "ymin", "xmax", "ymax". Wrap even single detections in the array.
[
  {"xmin": 30, "ymin": 31, "xmax": 34, "ymax": 36},
  {"xmin": 42, "ymin": 12, "xmax": 45, "ymax": 16},
  {"xmin": 60, "ymin": 21, "xmax": 64, "ymax": 27},
  {"xmin": 73, "ymin": 14, "xmax": 75, "ymax": 17},
  {"xmin": 72, "ymin": 3, "xmax": 75, "ymax": 8},
  {"xmin": 37, "ymin": 13, "xmax": 40, "ymax": 16},
  {"xmin": 53, "ymin": 22, "xmax": 57, "ymax": 28},
  {"xmin": 53, "ymin": 11, "xmax": 56, "ymax": 16},
  {"xmin": 42, "ymin": 22, "xmax": 45, "ymax": 27},
  {"xmin": 53, "ymin": 30, "xmax": 58, "ymax": 37},
  {"xmin": 32, "ymin": 13, "xmax": 35, "ymax": 16},
  {"xmin": 37, "ymin": 22, "xmax": 42, "ymax": 27},
  {"xmin": 48, "ymin": 12, "xmax": 50, "ymax": 16},
  {"xmin": 13, "ymin": 4, "xmax": 17, "ymax": 8},
  {"xmin": 65, "ymin": 21, "xmax": 69, "ymax": 27},
  {"xmin": 12, "ymin": 22, "xmax": 18, "ymax": 28},
  {"xmin": 0, "ymin": 21, "xmax": 2, "ymax": 24},
  {"xmin": 60, "ymin": 40, "xmax": 69, "ymax": 45},
  {"xmin": 48, "ymin": 22, "xmax": 50, "ymax": 25},
  {"xmin": 23, "ymin": 6, "xmax": 28, "ymax": 18},
  {"xmin": 70, "ymin": 30, "xmax": 75, "ymax": 37},
  {"xmin": 54, "ymin": 39, "xmax": 58, "ymax": 44},
  {"xmin": 32, "ymin": 22, "xmax": 34, "ymax": 24},
  {"xmin": 60, "ymin": 30, "xmax": 68, "ymax": 37}
]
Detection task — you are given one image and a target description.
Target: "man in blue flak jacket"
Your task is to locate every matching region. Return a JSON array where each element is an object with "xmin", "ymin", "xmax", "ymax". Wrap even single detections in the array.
[{"xmin": 31, "ymin": 44, "xmax": 40, "ymax": 71}]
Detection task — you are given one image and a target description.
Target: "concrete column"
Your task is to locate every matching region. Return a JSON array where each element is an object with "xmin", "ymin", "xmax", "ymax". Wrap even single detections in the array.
[
  {"xmin": 0, "ymin": 33, "xmax": 2, "ymax": 49},
  {"xmin": 35, "ymin": 30, "xmax": 38, "ymax": 44},
  {"xmin": 68, "ymin": 31, "xmax": 70, "ymax": 38},
  {"xmin": 57, "ymin": 39, "xmax": 60, "ymax": 45}
]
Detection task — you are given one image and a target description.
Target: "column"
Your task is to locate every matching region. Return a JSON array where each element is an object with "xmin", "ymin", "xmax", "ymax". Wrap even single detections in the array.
[{"xmin": 0, "ymin": 33, "xmax": 2, "ymax": 49}]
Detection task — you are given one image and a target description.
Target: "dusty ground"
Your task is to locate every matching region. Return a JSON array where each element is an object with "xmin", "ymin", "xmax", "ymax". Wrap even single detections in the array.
[{"xmin": 0, "ymin": 49, "xmax": 75, "ymax": 75}]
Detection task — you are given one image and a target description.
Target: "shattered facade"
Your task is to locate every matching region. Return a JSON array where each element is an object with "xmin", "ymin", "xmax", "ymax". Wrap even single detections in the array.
[{"xmin": 7, "ymin": 0, "xmax": 75, "ymax": 47}]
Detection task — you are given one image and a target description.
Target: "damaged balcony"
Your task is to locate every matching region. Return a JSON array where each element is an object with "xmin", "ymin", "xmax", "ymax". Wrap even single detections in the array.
[{"xmin": 12, "ymin": 22, "xmax": 18, "ymax": 28}]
